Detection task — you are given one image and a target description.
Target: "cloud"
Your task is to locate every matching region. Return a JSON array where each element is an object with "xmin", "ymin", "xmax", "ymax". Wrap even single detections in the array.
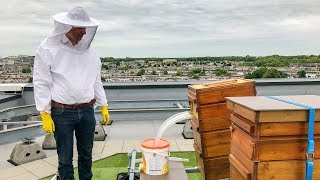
[{"xmin": 1, "ymin": 0, "xmax": 320, "ymax": 57}]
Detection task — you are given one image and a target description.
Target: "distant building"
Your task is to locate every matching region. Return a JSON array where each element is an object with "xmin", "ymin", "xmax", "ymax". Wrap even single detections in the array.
[
  {"xmin": 163, "ymin": 59, "xmax": 177, "ymax": 63},
  {"xmin": 306, "ymin": 73, "xmax": 317, "ymax": 78}
]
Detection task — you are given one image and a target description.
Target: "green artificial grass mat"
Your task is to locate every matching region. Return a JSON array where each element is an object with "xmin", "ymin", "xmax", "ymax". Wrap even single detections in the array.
[{"xmin": 43, "ymin": 151, "xmax": 204, "ymax": 180}]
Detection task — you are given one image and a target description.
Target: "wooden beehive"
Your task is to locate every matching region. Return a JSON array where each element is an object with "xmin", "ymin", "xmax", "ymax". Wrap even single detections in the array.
[
  {"xmin": 226, "ymin": 95, "xmax": 320, "ymax": 180},
  {"xmin": 188, "ymin": 79, "xmax": 256, "ymax": 180}
]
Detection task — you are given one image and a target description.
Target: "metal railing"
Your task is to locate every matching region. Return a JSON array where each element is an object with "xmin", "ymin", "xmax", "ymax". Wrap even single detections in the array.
[{"xmin": 0, "ymin": 99, "xmax": 190, "ymax": 145}]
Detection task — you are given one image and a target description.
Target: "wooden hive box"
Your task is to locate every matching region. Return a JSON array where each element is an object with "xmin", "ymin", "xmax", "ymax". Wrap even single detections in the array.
[
  {"xmin": 194, "ymin": 142, "xmax": 230, "ymax": 180},
  {"xmin": 230, "ymin": 143, "xmax": 320, "ymax": 180},
  {"xmin": 189, "ymin": 79, "xmax": 256, "ymax": 132},
  {"xmin": 226, "ymin": 95, "xmax": 320, "ymax": 124},
  {"xmin": 191, "ymin": 118, "xmax": 231, "ymax": 158},
  {"xmin": 226, "ymin": 95, "xmax": 320, "ymax": 180},
  {"xmin": 191, "ymin": 103, "xmax": 231, "ymax": 132},
  {"xmin": 188, "ymin": 79, "xmax": 256, "ymax": 106},
  {"xmin": 230, "ymin": 123, "xmax": 320, "ymax": 161}
]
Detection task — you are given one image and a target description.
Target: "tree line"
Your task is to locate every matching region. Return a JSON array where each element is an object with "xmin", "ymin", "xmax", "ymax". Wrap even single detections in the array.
[{"xmin": 101, "ymin": 55, "xmax": 320, "ymax": 67}]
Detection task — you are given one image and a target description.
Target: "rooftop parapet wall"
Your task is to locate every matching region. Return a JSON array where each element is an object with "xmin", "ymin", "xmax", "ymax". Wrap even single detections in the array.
[{"xmin": 1, "ymin": 78, "xmax": 320, "ymax": 106}]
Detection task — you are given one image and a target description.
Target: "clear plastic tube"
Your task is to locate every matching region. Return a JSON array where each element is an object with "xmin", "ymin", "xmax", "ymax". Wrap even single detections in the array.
[
  {"xmin": 157, "ymin": 112, "xmax": 186, "ymax": 133},
  {"xmin": 155, "ymin": 111, "xmax": 191, "ymax": 145},
  {"xmin": 155, "ymin": 111, "xmax": 192, "ymax": 146}
]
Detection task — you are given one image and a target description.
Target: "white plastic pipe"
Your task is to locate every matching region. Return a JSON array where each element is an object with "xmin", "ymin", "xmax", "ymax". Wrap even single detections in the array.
[{"xmin": 155, "ymin": 111, "xmax": 192, "ymax": 146}]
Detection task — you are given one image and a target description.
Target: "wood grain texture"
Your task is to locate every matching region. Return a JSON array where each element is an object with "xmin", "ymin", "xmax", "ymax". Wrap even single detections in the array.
[
  {"xmin": 188, "ymin": 79, "xmax": 256, "ymax": 106},
  {"xmin": 259, "ymin": 121, "xmax": 320, "ymax": 136},
  {"xmin": 191, "ymin": 115, "xmax": 230, "ymax": 132},
  {"xmin": 257, "ymin": 159, "xmax": 320, "ymax": 180},
  {"xmin": 231, "ymin": 123, "xmax": 320, "ymax": 161},
  {"xmin": 231, "ymin": 113, "xmax": 255, "ymax": 135},
  {"xmin": 231, "ymin": 112, "xmax": 320, "ymax": 136},
  {"xmin": 230, "ymin": 157, "xmax": 320, "ymax": 180},
  {"xmin": 257, "ymin": 137, "xmax": 320, "ymax": 161},
  {"xmin": 230, "ymin": 142, "xmax": 254, "ymax": 173},
  {"xmin": 192, "ymin": 119, "xmax": 231, "ymax": 158},
  {"xmin": 194, "ymin": 144, "xmax": 230, "ymax": 180},
  {"xmin": 231, "ymin": 124, "xmax": 255, "ymax": 160},
  {"xmin": 196, "ymin": 102, "xmax": 231, "ymax": 120},
  {"xmin": 230, "ymin": 154, "xmax": 251, "ymax": 180}
]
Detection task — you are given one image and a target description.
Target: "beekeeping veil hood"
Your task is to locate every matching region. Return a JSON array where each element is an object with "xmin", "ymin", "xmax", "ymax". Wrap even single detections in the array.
[{"xmin": 47, "ymin": 6, "xmax": 99, "ymax": 52}]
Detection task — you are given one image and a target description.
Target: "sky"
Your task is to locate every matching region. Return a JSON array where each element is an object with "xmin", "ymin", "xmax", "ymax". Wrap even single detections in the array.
[{"xmin": 1, "ymin": 0, "xmax": 320, "ymax": 58}]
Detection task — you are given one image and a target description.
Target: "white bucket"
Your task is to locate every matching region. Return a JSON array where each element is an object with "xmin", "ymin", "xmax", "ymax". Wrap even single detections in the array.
[{"xmin": 140, "ymin": 138, "xmax": 170, "ymax": 175}]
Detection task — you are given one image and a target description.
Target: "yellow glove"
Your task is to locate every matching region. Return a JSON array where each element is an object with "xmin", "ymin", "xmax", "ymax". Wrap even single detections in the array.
[
  {"xmin": 189, "ymin": 111, "xmax": 196, "ymax": 118},
  {"xmin": 101, "ymin": 106, "xmax": 110, "ymax": 125},
  {"xmin": 40, "ymin": 112, "xmax": 55, "ymax": 134}
]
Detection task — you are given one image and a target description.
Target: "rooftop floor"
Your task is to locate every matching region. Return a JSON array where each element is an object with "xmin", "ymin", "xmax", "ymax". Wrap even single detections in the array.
[{"xmin": 0, "ymin": 120, "xmax": 194, "ymax": 180}]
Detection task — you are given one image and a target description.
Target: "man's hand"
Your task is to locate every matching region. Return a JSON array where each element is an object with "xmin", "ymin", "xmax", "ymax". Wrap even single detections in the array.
[
  {"xmin": 101, "ymin": 106, "xmax": 110, "ymax": 125},
  {"xmin": 40, "ymin": 112, "xmax": 55, "ymax": 134}
]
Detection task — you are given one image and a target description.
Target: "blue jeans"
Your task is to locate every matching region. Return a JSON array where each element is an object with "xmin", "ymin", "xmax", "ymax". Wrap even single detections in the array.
[{"xmin": 52, "ymin": 105, "xmax": 96, "ymax": 180}]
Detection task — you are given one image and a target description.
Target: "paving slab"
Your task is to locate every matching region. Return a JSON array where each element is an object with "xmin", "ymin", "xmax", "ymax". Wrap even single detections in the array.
[
  {"xmin": 7, "ymin": 172, "xmax": 38, "ymax": 180},
  {"xmin": 43, "ymin": 155, "xmax": 58, "ymax": 167},
  {"xmin": 29, "ymin": 163, "xmax": 57, "ymax": 179},
  {"xmin": 93, "ymin": 141, "xmax": 106, "ymax": 147},
  {"xmin": 20, "ymin": 159, "xmax": 51, "ymax": 172},
  {"xmin": 0, "ymin": 166, "xmax": 28, "ymax": 179},
  {"xmin": 105, "ymin": 139, "xmax": 124, "ymax": 147},
  {"xmin": 177, "ymin": 144, "xmax": 195, "ymax": 151},
  {"xmin": 92, "ymin": 146, "xmax": 104, "ymax": 154}
]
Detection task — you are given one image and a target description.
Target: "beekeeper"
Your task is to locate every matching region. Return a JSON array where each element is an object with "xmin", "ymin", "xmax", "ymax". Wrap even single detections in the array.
[{"xmin": 33, "ymin": 6, "xmax": 110, "ymax": 180}]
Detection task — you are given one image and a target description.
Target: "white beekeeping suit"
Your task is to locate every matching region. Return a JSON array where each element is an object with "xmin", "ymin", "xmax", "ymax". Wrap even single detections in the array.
[{"xmin": 33, "ymin": 6, "xmax": 108, "ymax": 113}]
